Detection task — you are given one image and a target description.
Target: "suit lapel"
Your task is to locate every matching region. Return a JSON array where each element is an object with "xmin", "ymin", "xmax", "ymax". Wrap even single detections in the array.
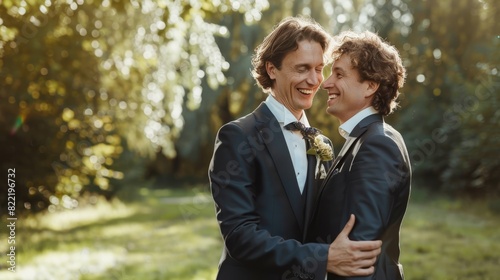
[
  {"xmin": 321, "ymin": 137, "xmax": 356, "ymax": 187},
  {"xmin": 253, "ymin": 103, "xmax": 305, "ymax": 230},
  {"xmin": 319, "ymin": 114, "xmax": 383, "ymax": 195}
]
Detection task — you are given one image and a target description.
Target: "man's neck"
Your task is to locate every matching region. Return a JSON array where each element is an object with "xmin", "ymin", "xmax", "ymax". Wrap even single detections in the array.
[{"xmin": 270, "ymin": 94, "xmax": 303, "ymax": 120}]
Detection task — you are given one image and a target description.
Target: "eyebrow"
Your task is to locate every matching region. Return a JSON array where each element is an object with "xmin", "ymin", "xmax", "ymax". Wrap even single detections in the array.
[{"xmin": 332, "ymin": 66, "xmax": 346, "ymax": 74}]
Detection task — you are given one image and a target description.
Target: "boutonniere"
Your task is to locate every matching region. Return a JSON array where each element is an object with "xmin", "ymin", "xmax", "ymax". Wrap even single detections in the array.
[
  {"xmin": 300, "ymin": 126, "xmax": 333, "ymax": 161},
  {"xmin": 303, "ymin": 130, "xmax": 334, "ymax": 180},
  {"xmin": 306, "ymin": 134, "xmax": 334, "ymax": 162},
  {"xmin": 284, "ymin": 122, "xmax": 334, "ymax": 179}
]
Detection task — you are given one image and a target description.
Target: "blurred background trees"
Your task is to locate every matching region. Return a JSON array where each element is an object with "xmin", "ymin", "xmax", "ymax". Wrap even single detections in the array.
[{"xmin": 1, "ymin": 0, "xmax": 498, "ymax": 214}]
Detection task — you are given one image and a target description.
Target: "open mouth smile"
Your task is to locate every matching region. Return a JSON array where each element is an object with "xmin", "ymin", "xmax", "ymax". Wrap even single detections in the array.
[
  {"xmin": 328, "ymin": 93, "xmax": 339, "ymax": 100},
  {"xmin": 298, "ymin": 89, "xmax": 314, "ymax": 95}
]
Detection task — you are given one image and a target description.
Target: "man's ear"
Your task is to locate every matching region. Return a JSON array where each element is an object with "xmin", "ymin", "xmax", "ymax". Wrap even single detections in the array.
[
  {"xmin": 266, "ymin": 61, "xmax": 277, "ymax": 80},
  {"xmin": 365, "ymin": 81, "xmax": 380, "ymax": 97}
]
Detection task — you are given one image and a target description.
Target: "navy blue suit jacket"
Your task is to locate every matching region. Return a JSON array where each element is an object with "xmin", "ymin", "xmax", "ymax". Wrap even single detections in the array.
[
  {"xmin": 209, "ymin": 103, "xmax": 332, "ymax": 280},
  {"xmin": 308, "ymin": 114, "xmax": 411, "ymax": 280}
]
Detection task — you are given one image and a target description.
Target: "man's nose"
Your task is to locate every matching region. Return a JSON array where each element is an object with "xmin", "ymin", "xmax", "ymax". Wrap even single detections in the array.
[{"xmin": 307, "ymin": 71, "xmax": 322, "ymax": 85}]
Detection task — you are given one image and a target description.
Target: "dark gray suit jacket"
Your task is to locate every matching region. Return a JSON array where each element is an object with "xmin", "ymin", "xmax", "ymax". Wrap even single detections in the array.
[
  {"xmin": 308, "ymin": 114, "xmax": 411, "ymax": 280},
  {"xmin": 209, "ymin": 103, "xmax": 332, "ymax": 280}
]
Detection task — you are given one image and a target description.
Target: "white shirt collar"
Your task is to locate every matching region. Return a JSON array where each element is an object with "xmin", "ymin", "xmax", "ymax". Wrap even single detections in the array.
[
  {"xmin": 264, "ymin": 95, "xmax": 310, "ymax": 127},
  {"xmin": 338, "ymin": 106, "xmax": 378, "ymax": 139}
]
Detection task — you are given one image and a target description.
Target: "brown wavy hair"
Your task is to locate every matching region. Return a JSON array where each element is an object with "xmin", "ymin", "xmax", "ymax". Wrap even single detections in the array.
[
  {"xmin": 251, "ymin": 17, "xmax": 331, "ymax": 93},
  {"xmin": 332, "ymin": 31, "xmax": 406, "ymax": 115}
]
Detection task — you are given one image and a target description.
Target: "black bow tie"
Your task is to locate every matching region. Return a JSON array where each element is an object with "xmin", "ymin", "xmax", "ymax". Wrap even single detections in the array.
[{"xmin": 284, "ymin": 121, "xmax": 321, "ymax": 138}]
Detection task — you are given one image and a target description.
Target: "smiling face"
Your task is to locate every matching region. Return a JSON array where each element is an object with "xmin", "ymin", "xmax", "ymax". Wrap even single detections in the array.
[
  {"xmin": 323, "ymin": 54, "xmax": 378, "ymax": 124},
  {"xmin": 267, "ymin": 40, "xmax": 325, "ymax": 120}
]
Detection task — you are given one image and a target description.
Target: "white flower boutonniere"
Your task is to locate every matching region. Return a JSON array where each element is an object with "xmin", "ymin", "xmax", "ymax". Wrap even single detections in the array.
[
  {"xmin": 284, "ymin": 122, "xmax": 334, "ymax": 179},
  {"xmin": 307, "ymin": 134, "xmax": 334, "ymax": 162},
  {"xmin": 305, "ymin": 133, "xmax": 334, "ymax": 179}
]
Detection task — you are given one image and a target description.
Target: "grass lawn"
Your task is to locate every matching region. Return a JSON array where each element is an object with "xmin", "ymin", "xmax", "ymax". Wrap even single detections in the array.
[
  {"xmin": 0, "ymin": 186, "xmax": 499, "ymax": 280},
  {"xmin": 0, "ymin": 186, "xmax": 220, "ymax": 280},
  {"xmin": 400, "ymin": 190, "xmax": 500, "ymax": 280}
]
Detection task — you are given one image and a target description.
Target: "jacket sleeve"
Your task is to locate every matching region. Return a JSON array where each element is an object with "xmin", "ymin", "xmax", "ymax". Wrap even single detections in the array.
[
  {"xmin": 344, "ymin": 135, "xmax": 408, "ymax": 240},
  {"xmin": 208, "ymin": 121, "xmax": 329, "ymax": 278},
  {"xmin": 340, "ymin": 133, "xmax": 410, "ymax": 279}
]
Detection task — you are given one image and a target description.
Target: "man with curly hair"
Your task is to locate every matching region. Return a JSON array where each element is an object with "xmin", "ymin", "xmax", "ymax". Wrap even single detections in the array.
[
  {"xmin": 209, "ymin": 18, "xmax": 382, "ymax": 280},
  {"xmin": 308, "ymin": 30, "xmax": 412, "ymax": 280}
]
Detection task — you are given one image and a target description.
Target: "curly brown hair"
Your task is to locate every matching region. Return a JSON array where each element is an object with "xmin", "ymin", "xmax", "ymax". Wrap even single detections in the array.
[
  {"xmin": 332, "ymin": 31, "xmax": 406, "ymax": 115},
  {"xmin": 251, "ymin": 17, "xmax": 331, "ymax": 93}
]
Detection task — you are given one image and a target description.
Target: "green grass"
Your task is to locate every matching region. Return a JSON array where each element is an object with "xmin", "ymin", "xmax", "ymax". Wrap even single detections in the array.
[
  {"xmin": 1, "ymin": 186, "xmax": 499, "ymax": 280},
  {"xmin": 0, "ymin": 187, "xmax": 220, "ymax": 280},
  {"xmin": 400, "ymin": 190, "xmax": 500, "ymax": 280}
]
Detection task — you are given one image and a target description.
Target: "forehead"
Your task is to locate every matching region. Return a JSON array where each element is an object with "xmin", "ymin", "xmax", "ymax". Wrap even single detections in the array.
[
  {"xmin": 332, "ymin": 54, "xmax": 354, "ymax": 71},
  {"xmin": 283, "ymin": 40, "xmax": 325, "ymax": 66}
]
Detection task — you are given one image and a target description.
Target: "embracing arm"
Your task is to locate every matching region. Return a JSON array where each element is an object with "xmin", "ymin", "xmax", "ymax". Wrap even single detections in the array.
[{"xmin": 327, "ymin": 214, "xmax": 382, "ymax": 276}]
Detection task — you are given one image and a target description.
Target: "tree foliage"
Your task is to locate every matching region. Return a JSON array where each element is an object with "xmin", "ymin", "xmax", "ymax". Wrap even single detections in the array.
[
  {"xmin": 395, "ymin": 0, "xmax": 500, "ymax": 194},
  {"xmin": 0, "ymin": 0, "xmax": 269, "ymax": 213},
  {"xmin": 1, "ymin": 0, "xmax": 498, "ymax": 214}
]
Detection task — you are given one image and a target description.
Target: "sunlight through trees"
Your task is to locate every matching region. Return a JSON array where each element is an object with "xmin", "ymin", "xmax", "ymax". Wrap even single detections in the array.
[{"xmin": 1, "ymin": 0, "xmax": 498, "ymax": 214}]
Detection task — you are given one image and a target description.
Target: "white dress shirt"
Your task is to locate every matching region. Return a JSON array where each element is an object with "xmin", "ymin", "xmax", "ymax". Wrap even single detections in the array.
[
  {"xmin": 338, "ymin": 106, "xmax": 378, "ymax": 139},
  {"xmin": 265, "ymin": 95, "xmax": 308, "ymax": 193}
]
